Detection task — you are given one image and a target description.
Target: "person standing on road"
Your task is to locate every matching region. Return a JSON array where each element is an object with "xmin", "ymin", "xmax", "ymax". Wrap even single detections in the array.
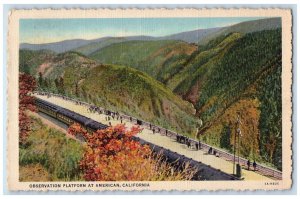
[
  {"xmin": 208, "ymin": 147, "xmax": 212, "ymax": 154},
  {"xmin": 187, "ymin": 140, "xmax": 191, "ymax": 148},
  {"xmin": 253, "ymin": 161, "xmax": 257, "ymax": 171},
  {"xmin": 247, "ymin": 160, "xmax": 251, "ymax": 170},
  {"xmin": 176, "ymin": 134, "xmax": 179, "ymax": 142}
]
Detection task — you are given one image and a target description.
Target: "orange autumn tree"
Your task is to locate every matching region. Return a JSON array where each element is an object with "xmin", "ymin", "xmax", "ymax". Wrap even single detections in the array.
[
  {"xmin": 19, "ymin": 73, "xmax": 37, "ymax": 144},
  {"xmin": 67, "ymin": 123, "xmax": 196, "ymax": 181}
]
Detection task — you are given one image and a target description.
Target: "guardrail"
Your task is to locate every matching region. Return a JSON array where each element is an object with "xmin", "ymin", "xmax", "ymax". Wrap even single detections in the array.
[{"xmin": 33, "ymin": 91, "xmax": 282, "ymax": 180}]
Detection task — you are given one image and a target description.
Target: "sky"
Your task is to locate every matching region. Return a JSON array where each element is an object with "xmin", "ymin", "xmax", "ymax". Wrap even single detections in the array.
[{"xmin": 20, "ymin": 17, "xmax": 264, "ymax": 44}]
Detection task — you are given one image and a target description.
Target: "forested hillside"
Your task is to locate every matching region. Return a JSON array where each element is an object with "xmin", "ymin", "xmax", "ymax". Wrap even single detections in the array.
[
  {"xmin": 73, "ymin": 37, "xmax": 128, "ymax": 55},
  {"xmin": 184, "ymin": 29, "xmax": 282, "ymax": 169},
  {"xmin": 90, "ymin": 40, "xmax": 198, "ymax": 81},
  {"xmin": 19, "ymin": 49, "xmax": 55, "ymax": 75},
  {"xmin": 24, "ymin": 51, "xmax": 199, "ymax": 136}
]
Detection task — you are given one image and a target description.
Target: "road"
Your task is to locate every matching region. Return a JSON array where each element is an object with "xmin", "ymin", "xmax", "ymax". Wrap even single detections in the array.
[{"xmin": 35, "ymin": 94, "xmax": 273, "ymax": 181}]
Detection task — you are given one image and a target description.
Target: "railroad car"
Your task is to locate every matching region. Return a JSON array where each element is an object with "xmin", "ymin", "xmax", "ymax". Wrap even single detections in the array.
[{"xmin": 35, "ymin": 98, "xmax": 108, "ymax": 132}]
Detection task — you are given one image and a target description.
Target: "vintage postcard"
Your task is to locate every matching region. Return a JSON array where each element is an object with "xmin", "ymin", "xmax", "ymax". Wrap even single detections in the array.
[{"xmin": 6, "ymin": 8, "xmax": 293, "ymax": 192}]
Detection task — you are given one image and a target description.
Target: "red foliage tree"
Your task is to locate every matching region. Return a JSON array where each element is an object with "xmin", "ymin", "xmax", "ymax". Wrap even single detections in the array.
[
  {"xmin": 68, "ymin": 123, "xmax": 197, "ymax": 181},
  {"xmin": 67, "ymin": 123, "xmax": 154, "ymax": 181},
  {"xmin": 19, "ymin": 73, "xmax": 36, "ymax": 144}
]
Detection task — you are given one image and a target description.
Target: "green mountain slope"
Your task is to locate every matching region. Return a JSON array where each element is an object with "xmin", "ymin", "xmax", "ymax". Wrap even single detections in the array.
[
  {"xmin": 21, "ymin": 51, "xmax": 199, "ymax": 136},
  {"xmin": 167, "ymin": 32, "xmax": 242, "ymax": 95},
  {"xmin": 90, "ymin": 40, "xmax": 197, "ymax": 83},
  {"xmin": 73, "ymin": 37, "xmax": 128, "ymax": 55},
  {"xmin": 19, "ymin": 49, "xmax": 56, "ymax": 76}
]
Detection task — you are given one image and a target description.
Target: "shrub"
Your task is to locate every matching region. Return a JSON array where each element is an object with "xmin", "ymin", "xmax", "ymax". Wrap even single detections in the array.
[
  {"xmin": 20, "ymin": 116, "xmax": 84, "ymax": 181},
  {"xmin": 68, "ymin": 123, "xmax": 197, "ymax": 181}
]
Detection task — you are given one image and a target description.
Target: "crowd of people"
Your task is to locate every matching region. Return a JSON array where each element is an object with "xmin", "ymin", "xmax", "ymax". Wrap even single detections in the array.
[
  {"xmin": 247, "ymin": 160, "xmax": 258, "ymax": 171},
  {"xmin": 176, "ymin": 135, "xmax": 203, "ymax": 151}
]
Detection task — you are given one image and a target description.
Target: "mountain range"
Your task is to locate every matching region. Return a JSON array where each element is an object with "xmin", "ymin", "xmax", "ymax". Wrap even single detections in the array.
[
  {"xmin": 20, "ymin": 28, "xmax": 220, "ymax": 54},
  {"xmin": 20, "ymin": 18, "xmax": 280, "ymax": 54}
]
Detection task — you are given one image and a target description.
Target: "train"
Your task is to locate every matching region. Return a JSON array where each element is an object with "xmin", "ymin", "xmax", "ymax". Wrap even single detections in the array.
[
  {"xmin": 35, "ymin": 98, "xmax": 108, "ymax": 132},
  {"xmin": 35, "ymin": 97, "xmax": 239, "ymax": 181}
]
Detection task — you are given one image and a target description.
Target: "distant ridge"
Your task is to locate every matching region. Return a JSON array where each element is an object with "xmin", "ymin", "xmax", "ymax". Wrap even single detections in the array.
[
  {"xmin": 20, "ymin": 36, "xmax": 156, "ymax": 54},
  {"xmin": 19, "ymin": 27, "xmax": 221, "ymax": 53},
  {"xmin": 20, "ymin": 18, "xmax": 281, "ymax": 54},
  {"xmin": 158, "ymin": 27, "xmax": 221, "ymax": 43},
  {"xmin": 20, "ymin": 39, "xmax": 95, "ymax": 54},
  {"xmin": 199, "ymin": 17, "xmax": 281, "ymax": 44}
]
